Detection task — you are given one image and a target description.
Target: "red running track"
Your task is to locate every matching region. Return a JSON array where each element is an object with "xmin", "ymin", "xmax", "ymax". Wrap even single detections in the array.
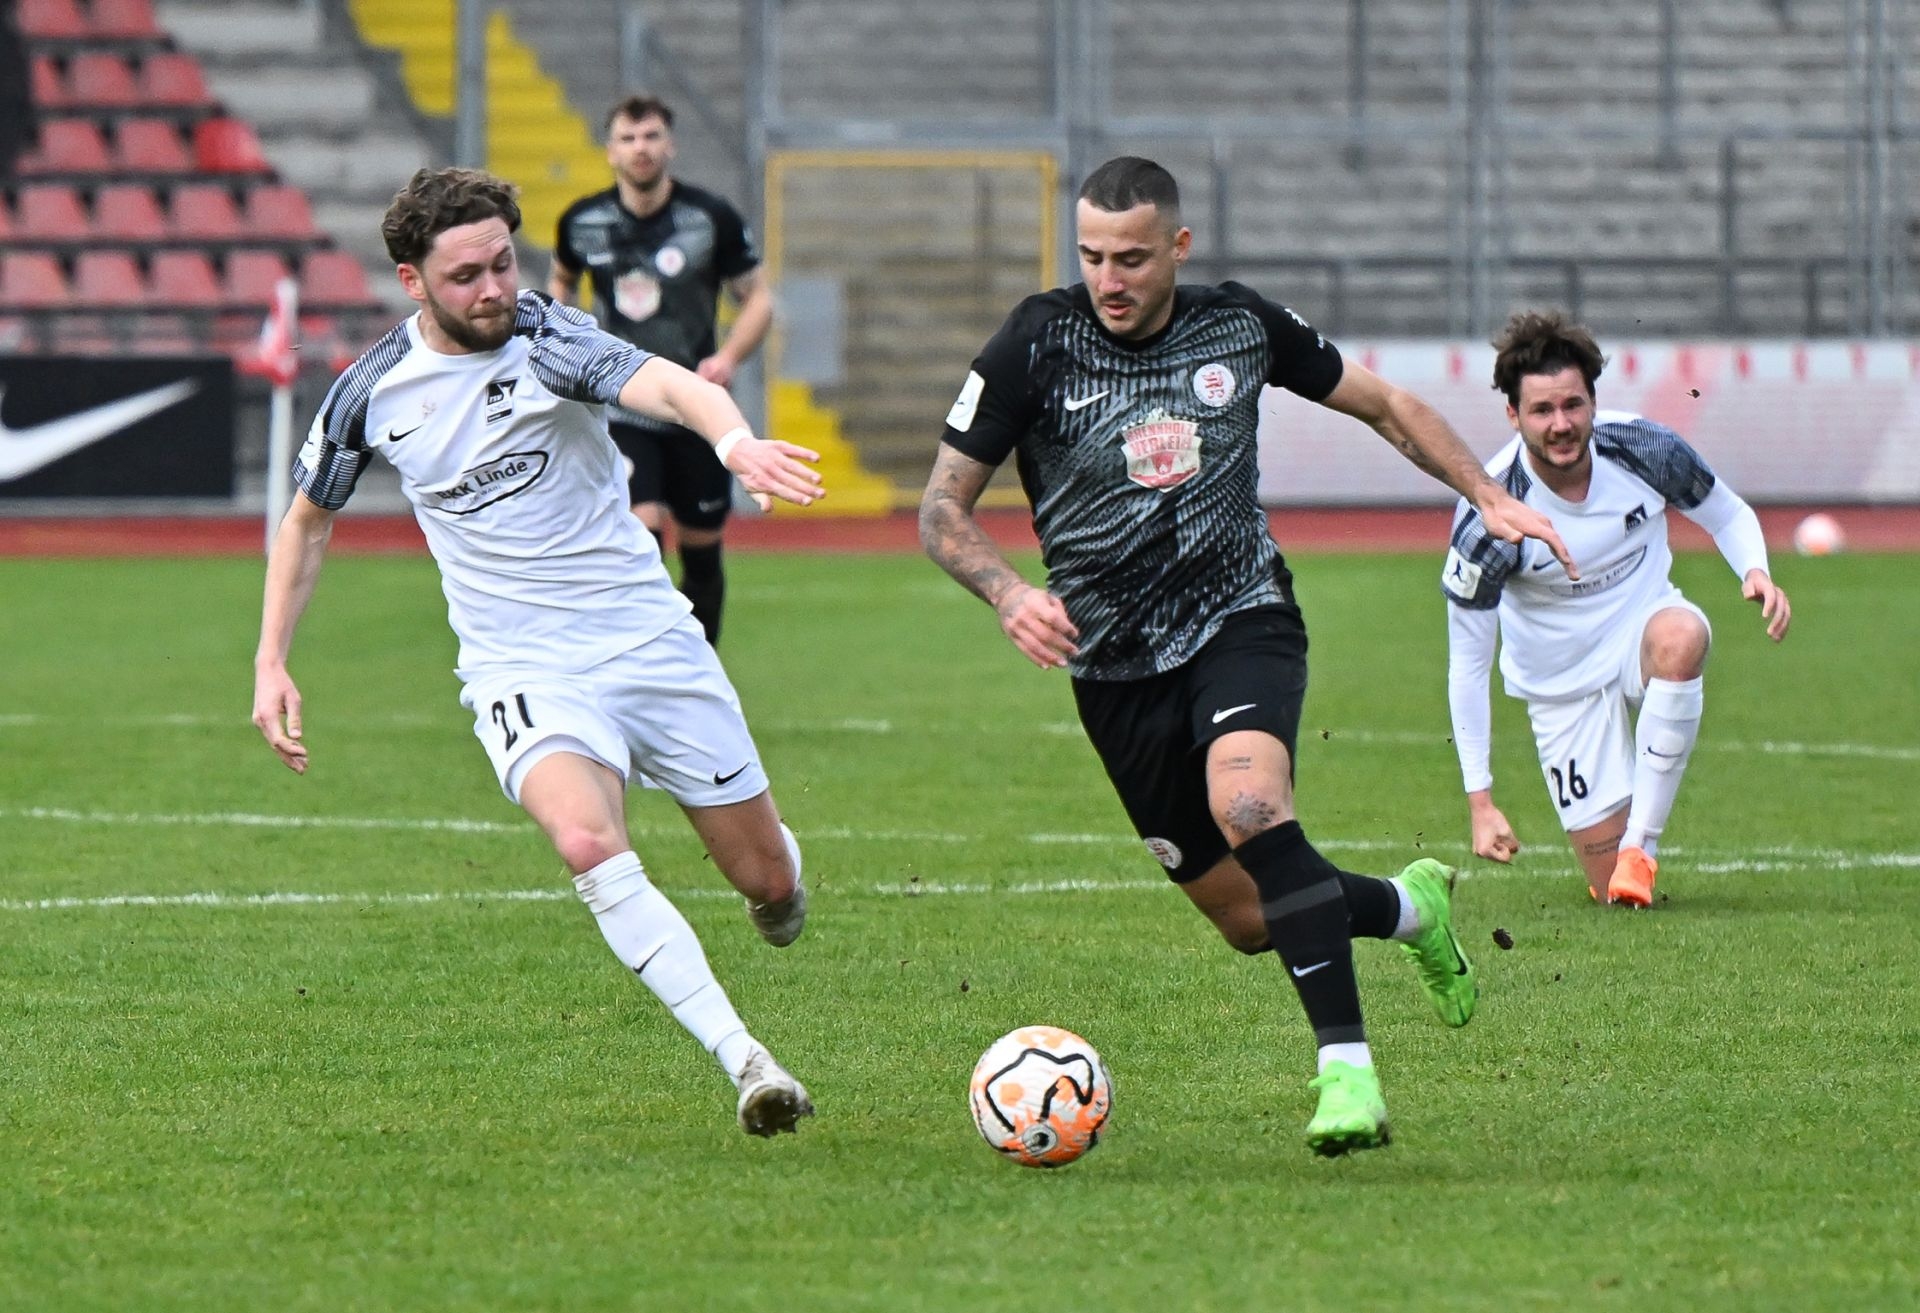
[{"xmin": 0, "ymin": 506, "xmax": 1915, "ymax": 557}]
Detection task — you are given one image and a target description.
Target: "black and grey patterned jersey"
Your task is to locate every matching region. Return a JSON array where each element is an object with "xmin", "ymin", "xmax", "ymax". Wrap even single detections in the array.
[
  {"xmin": 554, "ymin": 181, "xmax": 756, "ymax": 432},
  {"xmin": 942, "ymin": 281, "xmax": 1344, "ymax": 680}
]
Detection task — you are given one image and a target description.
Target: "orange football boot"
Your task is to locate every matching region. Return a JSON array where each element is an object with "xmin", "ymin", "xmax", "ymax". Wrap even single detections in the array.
[{"xmin": 1607, "ymin": 846, "xmax": 1658, "ymax": 908}]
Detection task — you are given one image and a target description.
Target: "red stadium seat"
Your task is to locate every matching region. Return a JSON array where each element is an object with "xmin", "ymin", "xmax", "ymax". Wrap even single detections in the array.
[
  {"xmin": 30, "ymin": 55, "xmax": 70, "ymax": 109},
  {"xmin": 301, "ymin": 250, "xmax": 376, "ymax": 307},
  {"xmin": 192, "ymin": 118, "xmax": 270, "ymax": 174},
  {"xmin": 139, "ymin": 53, "xmax": 214, "ymax": 108},
  {"xmin": 18, "ymin": 0, "xmax": 89, "ymax": 39},
  {"xmin": 0, "ymin": 196, "xmax": 12, "ymax": 240},
  {"xmin": 93, "ymin": 183, "xmax": 168, "ymax": 241},
  {"xmin": 115, "ymin": 119, "xmax": 194, "ymax": 172},
  {"xmin": 67, "ymin": 53, "xmax": 141, "ymax": 107},
  {"xmin": 242, "ymin": 184, "xmax": 318, "ymax": 239},
  {"xmin": 147, "ymin": 250, "xmax": 222, "ymax": 306},
  {"xmin": 224, "ymin": 249, "xmax": 288, "ymax": 304},
  {"xmin": 169, "ymin": 182, "xmax": 245, "ymax": 239},
  {"xmin": 72, "ymin": 250, "xmax": 148, "ymax": 306},
  {"xmin": 0, "ymin": 252, "xmax": 71, "ymax": 308},
  {"xmin": 17, "ymin": 119, "xmax": 112, "ymax": 174},
  {"xmin": 13, "ymin": 183, "xmax": 90, "ymax": 240},
  {"xmin": 89, "ymin": 0, "xmax": 164, "ymax": 39}
]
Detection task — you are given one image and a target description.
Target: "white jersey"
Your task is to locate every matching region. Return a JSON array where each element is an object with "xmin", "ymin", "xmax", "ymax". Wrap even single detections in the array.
[
  {"xmin": 294, "ymin": 291, "xmax": 691, "ymax": 678},
  {"xmin": 1442, "ymin": 412, "xmax": 1752, "ymax": 702}
]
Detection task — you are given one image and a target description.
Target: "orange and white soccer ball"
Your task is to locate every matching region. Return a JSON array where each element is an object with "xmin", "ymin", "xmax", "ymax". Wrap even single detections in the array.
[
  {"xmin": 1792, "ymin": 512, "xmax": 1846, "ymax": 557},
  {"xmin": 968, "ymin": 1025, "xmax": 1111, "ymax": 1167}
]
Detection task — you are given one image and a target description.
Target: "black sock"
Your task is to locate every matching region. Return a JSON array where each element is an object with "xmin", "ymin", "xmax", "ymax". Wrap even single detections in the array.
[
  {"xmin": 679, "ymin": 542, "xmax": 725, "ymax": 644},
  {"xmin": 1234, "ymin": 820, "xmax": 1366, "ymax": 1046},
  {"xmin": 1339, "ymin": 869, "xmax": 1400, "ymax": 940}
]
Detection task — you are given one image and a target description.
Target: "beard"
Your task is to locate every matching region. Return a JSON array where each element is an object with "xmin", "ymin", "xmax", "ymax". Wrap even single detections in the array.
[{"xmin": 424, "ymin": 290, "xmax": 513, "ymax": 352}]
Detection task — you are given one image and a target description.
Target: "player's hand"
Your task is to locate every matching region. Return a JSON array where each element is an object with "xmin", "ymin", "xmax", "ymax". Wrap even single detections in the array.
[
  {"xmin": 719, "ymin": 434, "xmax": 824, "ymax": 513},
  {"xmin": 996, "ymin": 582, "xmax": 1079, "ymax": 669},
  {"xmin": 1743, "ymin": 569, "xmax": 1791, "ymax": 641},
  {"xmin": 1475, "ymin": 487, "xmax": 1580, "ymax": 581},
  {"xmin": 1468, "ymin": 797, "xmax": 1520, "ymax": 863},
  {"xmin": 252, "ymin": 665, "xmax": 308, "ymax": 774},
  {"xmin": 696, "ymin": 355, "xmax": 736, "ymax": 387}
]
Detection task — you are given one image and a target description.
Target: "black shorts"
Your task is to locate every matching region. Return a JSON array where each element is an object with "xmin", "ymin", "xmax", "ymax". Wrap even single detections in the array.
[
  {"xmin": 609, "ymin": 420, "xmax": 735, "ymax": 530},
  {"xmin": 1072, "ymin": 603, "xmax": 1309, "ymax": 884}
]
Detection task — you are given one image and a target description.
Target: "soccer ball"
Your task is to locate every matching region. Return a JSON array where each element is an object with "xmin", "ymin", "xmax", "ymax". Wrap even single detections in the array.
[
  {"xmin": 1792, "ymin": 512, "xmax": 1846, "ymax": 557},
  {"xmin": 968, "ymin": 1025, "xmax": 1111, "ymax": 1168}
]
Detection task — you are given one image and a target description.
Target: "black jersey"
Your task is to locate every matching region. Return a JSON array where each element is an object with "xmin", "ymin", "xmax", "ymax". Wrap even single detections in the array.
[
  {"xmin": 941, "ymin": 281, "xmax": 1344, "ymax": 681},
  {"xmin": 553, "ymin": 180, "xmax": 758, "ymax": 404}
]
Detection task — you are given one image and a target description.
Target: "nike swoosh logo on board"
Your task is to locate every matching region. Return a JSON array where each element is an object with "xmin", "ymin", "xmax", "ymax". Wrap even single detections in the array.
[{"xmin": 0, "ymin": 380, "xmax": 201, "ymax": 482}]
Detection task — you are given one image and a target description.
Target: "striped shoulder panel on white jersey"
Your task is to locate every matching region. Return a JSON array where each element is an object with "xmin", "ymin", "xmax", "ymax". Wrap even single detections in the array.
[
  {"xmin": 1440, "ymin": 445, "xmax": 1528, "ymax": 609},
  {"xmin": 295, "ymin": 319, "xmax": 412, "ymax": 511},
  {"xmin": 512, "ymin": 291, "xmax": 649, "ymax": 405},
  {"xmin": 1591, "ymin": 412, "xmax": 1716, "ymax": 510}
]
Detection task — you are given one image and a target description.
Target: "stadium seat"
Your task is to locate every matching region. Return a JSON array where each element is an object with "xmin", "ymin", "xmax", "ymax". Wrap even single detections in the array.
[
  {"xmin": 89, "ymin": 0, "xmax": 164, "ymax": 40},
  {"xmin": 67, "ymin": 53, "xmax": 141, "ymax": 107},
  {"xmin": 115, "ymin": 119, "xmax": 194, "ymax": 173},
  {"xmin": 30, "ymin": 55, "xmax": 70, "ymax": 109},
  {"xmin": 242, "ymin": 184, "xmax": 319, "ymax": 239},
  {"xmin": 224, "ymin": 249, "xmax": 289, "ymax": 305},
  {"xmin": 17, "ymin": 118, "xmax": 112, "ymax": 174},
  {"xmin": 0, "ymin": 196, "xmax": 12, "ymax": 240},
  {"xmin": 0, "ymin": 252, "xmax": 71, "ymax": 308},
  {"xmin": 301, "ymin": 250, "xmax": 376, "ymax": 307},
  {"xmin": 192, "ymin": 118, "xmax": 270, "ymax": 174},
  {"xmin": 18, "ymin": 0, "xmax": 89, "ymax": 40},
  {"xmin": 148, "ymin": 250, "xmax": 223, "ymax": 306},
  {"xmin": 139, "ymin": 53, "xmax": 214, "ymax": 109},
  {"xmin": 93, "ymin": 183, "xmax": 168, "ymax": 241},
  {"xmin": 13, "ymin": 183, "xmax": 90, "ymax": 239},
  {"xmin": 170, "ymin": 182, "xmax": 245, "ymax": 240},
  {"xmin": 72, "ymin": 250, "xmax": 148, "ymax": 306}
]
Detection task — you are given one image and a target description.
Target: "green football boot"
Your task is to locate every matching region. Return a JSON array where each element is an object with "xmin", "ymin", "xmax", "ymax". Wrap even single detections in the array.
[
  {"xmin": 1305, "ymin": 1060, "xmax": 1391, "ymax": 1157},
  {"xmin": 1398, "ymin": 859, "xmax": 1478, "ymax": 1027}
]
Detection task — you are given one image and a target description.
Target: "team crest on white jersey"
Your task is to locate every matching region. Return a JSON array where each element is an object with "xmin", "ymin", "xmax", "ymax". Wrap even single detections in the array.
[
  {"xmin": 485, "ymin": 378, "xmax": 518, "ymax": 424},
  {"xmin": 426, "ymin": 451, "xmax": 550, "ymax": 515},
  {"xmin": 1192, "ymin": 362, "xmax": 1236, "ymax": 407},
  {"xmin": 1121, "ymin": 408, "xmax": 1202, "ymax": 490}
]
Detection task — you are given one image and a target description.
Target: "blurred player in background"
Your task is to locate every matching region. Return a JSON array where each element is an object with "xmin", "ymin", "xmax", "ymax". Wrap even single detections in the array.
[
  {"xmin": 549, "ymin": 94, "xmax": 772, "ymax": 646},
  {"xmin": 920, "ymin": 156, "xmax": 1575, "ymax": 1156},
  {"xmin": 1443, "ymin": 310, "xmax": 1790, "ymax": 906},
  {"xmin": 253, "ymin": 168, "xmax": 822, "ymax": 1137}
]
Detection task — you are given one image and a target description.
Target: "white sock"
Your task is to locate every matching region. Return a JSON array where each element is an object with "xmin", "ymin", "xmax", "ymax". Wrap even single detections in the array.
[
  {"xmin": 1386, "ymin": 878, "xmax": 1421, "ymax": 942},
  {"xmin": 1621, "ymin": 676, "xmax": 1704, "ymax": 857},
  {"xmin": 1317, "ymin": 1042, "xmax": 1373, "ymax": 1073},
  {"xmin": 572, "ymin": 851, "xmax": 754, "ymax": 1077}
]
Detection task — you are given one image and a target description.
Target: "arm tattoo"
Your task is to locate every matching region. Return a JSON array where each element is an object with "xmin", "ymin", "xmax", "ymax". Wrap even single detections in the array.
[{"xmin": 919, "ymin": 452, "xmax": 1027, "ymax": 608}]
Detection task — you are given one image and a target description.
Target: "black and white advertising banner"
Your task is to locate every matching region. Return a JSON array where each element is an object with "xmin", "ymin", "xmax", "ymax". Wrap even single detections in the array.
[{"xmin": 0, "ymin": 357, "xmax": 235, "ymax": 499}]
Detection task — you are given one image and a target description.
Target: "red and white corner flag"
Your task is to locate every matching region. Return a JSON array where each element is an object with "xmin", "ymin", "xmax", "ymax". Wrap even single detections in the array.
[{"xmin": 244, "ymin": 278, "xmax": 301, "ymax": 551}]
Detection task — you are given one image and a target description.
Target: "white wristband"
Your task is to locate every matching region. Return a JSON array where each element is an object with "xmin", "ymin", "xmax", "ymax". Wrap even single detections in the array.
[{"xmin": 713, "ymin": 427, "xmax": 751, "ymax": 466}]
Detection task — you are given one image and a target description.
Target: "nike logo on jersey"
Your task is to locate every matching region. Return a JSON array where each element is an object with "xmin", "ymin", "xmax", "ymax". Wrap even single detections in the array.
[
  {"xmin": 382, "ymin": 425, "xmax": 422, "ymax": 443},
  {"xmin": 1530, "ymin": 557, "xmax": 1553, "ymax": 571},
  {"xmin": 0, "ymin": 380, "xmax": 200, "ymax": 483},
  {"xmin": 713, "ymin": 764, "xmax": 750, "ymax": 786},
  {"xmin": 1291, "ymin": 961, "xmax": 1331, "ymax": 978},
  {"xmin": 1063, "ymin": 391, "xmax": 1109, "ymax": 412},
  {"xmin": 1211, "ymin": 703, "xmax": 1258, "ymax": 724}
]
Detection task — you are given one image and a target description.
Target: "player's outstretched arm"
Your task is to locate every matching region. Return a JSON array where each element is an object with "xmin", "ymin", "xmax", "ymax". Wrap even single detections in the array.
[
  {"xmin": 1743, "ymin": 569, "xmax": 1792, "ymax": 641},
  {"xmin": 618, "ymin": 357, "xmax": 822, "ymax": 511},
  {"xmin": 253, "ymin": 493, "xmax": 337, "ymax": 774},
  {"xmin": 919, "ymin": 445, "xmax": 1078, "ymax": 669},
  {"xmin": 1320, "ymin": 361, "xmax": 1579, "ymax": 578}
]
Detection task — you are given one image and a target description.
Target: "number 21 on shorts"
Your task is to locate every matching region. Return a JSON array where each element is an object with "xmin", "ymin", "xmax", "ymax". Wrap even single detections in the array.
[{"xmin": 491, "ymin": 693, "xmax": 534, "ymax": 750}]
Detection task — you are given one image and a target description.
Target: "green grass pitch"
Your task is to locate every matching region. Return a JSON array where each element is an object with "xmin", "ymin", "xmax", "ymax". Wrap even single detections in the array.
[{"xmin": 1, "ymin": 545, "xmax": 1915, "ymax": 1311}]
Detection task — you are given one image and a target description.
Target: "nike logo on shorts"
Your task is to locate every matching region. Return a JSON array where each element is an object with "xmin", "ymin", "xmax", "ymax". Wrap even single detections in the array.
[
  {"xmin": 1211, "ymin": 703, "xmax": 1258, "ymax": 724},
  {"xmin": 713, "ymin": 764, "xmax": 750, "ymax": 786}
]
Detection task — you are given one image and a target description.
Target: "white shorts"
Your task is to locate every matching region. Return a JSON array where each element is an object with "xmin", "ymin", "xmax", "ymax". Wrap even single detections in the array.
[
  {"xmin": 459, "ymin": 616, "xmax": 770, "ymax": 808},
  {"xmin": 1525, "ymin": 594, "xmax": 1710, "ymax": 832}
]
